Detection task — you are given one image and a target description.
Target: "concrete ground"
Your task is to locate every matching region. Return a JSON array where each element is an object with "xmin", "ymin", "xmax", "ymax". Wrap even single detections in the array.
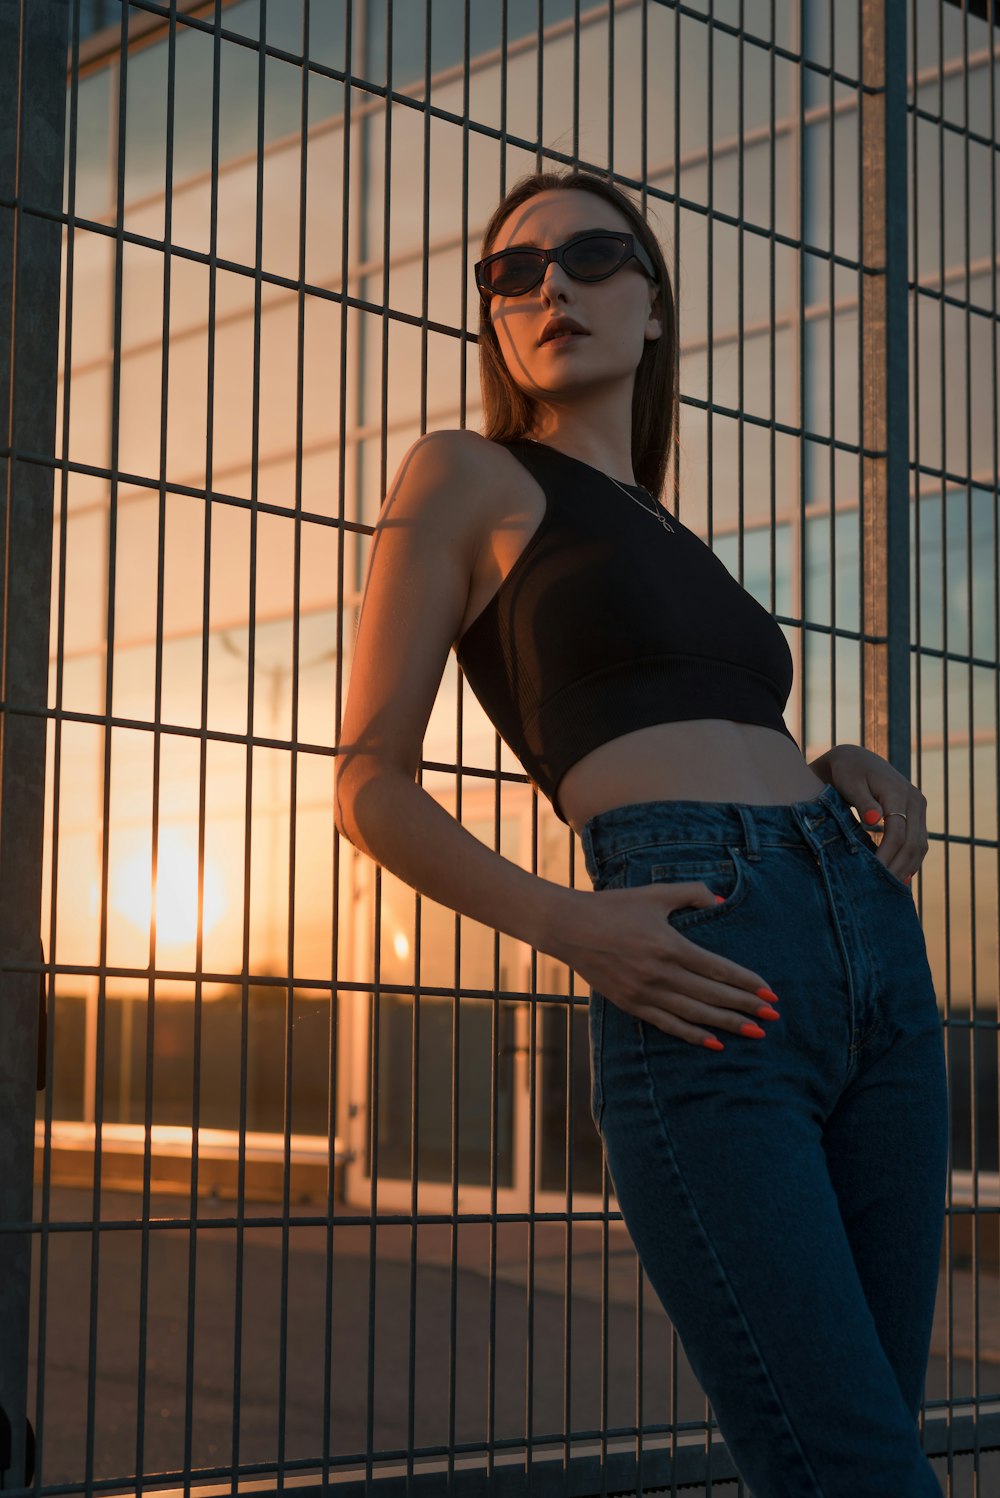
[{"xmin": 20, "ymin": 1184, "xmax": 1000, "ymax": 1494}]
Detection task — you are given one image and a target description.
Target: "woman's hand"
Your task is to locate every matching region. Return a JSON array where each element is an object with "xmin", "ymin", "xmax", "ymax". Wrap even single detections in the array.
[
  {"xmin": 555, "ymin": 883, "xmax": 780, "ymax": 1049},
  {"xmin": 817, "ymin": 744, "xmax": 929, "ymax": 885}
]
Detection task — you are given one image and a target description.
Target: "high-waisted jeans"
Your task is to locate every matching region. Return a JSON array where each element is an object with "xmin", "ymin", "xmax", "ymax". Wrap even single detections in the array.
[{"xmin": 580, "ymin": 782, "xmax": 948, "ymax": 1498}]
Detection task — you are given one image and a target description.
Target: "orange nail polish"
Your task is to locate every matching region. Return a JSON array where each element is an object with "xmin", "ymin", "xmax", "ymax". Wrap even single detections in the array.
[
  {"xmin": 755, "ymin": 986, "xmax": 781, "ymax": 1004},
  {"xmin": 756, "ymin": 1006, "xmax": 780, "ymax": 1021},
  {"xmin": 740, "ymin": 1022, "xmax": 766, "ymax": 1039}
]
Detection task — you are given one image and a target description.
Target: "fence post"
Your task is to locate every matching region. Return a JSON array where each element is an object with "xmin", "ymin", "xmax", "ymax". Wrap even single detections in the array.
[
  {"xmin": 860, "ymin": 0, "xmax": 912, "ymax": 774},
  {"xmin": 0, "ymin": 0, "xmax": 69, "ymax": 1487}
]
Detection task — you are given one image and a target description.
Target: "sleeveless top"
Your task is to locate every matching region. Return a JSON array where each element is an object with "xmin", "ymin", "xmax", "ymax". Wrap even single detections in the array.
[{"xmin": 454, "ymin": 437, "xmax": 798, "ymax": 825}]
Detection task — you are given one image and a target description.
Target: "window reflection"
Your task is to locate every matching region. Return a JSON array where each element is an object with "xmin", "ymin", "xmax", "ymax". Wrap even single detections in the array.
[{"xmin": 44, "ymin": 3, "xmax": 999, "ymax": 1206}]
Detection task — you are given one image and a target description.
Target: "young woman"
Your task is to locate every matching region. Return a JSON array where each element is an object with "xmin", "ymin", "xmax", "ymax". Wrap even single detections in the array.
[{"xmin": 335, "ymin": 168, "xmax": 947, "ymax": 1497}]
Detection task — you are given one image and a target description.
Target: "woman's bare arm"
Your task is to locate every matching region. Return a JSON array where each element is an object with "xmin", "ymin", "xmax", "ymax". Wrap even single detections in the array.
[
  {"xmin": 338, "ymin": 766, "xmax": 583, "ymax": 955},
  {"xmin": 334, "ymin": 429, "xmax": 587, "ymax": 954}
]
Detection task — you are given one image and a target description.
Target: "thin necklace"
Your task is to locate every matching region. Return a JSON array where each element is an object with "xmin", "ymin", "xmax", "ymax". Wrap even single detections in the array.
[{"xmin": 525, "ymin": 438, "xmax": 675, "ymax": 533}]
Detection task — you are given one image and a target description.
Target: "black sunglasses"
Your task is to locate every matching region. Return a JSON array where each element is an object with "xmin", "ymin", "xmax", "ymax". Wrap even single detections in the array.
[{"xmin": 475, "ymin": 230, "xmax": 658, "ymax": 300}]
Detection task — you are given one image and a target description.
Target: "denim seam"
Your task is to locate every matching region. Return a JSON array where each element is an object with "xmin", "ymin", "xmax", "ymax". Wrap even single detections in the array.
[
  {"xmin": 633, "ymin": 1024, "xmax": 830, "ymax": 1498},
  {"xmin": 847, "ymin": 1019, "xmax": 882, "ymax": 1058},
  {"xmin": 856, "ymin": 841, "xmax": 914, "ymax": 897},
  {"xmin": 594, "ymin": 831, "xmax": 850, "ymax": 864},
  {"xmin": 806, "ymin": 842, "xmax": 862, "ymax": 1073},
  {"xmin": 847, "ymin": 909, "xmax": 884, "ymax": 1057},
  {"xmin": 589, "ymin": 992, "xmax": 606, "ymax": 1129},
  {"xmin": 848, "ymin": 864, "xmax": 921, "ymax": 1059}
]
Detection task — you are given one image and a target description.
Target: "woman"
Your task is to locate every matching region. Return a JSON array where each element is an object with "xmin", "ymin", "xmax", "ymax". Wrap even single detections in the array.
[{"xmin": 334, "ymin": 168, "xmax": 947, "ymax": 1497}]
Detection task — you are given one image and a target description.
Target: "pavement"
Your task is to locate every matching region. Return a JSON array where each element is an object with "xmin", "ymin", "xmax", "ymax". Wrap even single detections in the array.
[{"xmin": 19, "ymin": 1184, "xmax": 1000, "ymax": 1494}]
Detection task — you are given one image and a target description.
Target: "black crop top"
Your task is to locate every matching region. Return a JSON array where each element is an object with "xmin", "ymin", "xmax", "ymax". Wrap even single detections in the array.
[{"xmin": 454, "ymin": 437, "xmax": 798, "ymax": 825}]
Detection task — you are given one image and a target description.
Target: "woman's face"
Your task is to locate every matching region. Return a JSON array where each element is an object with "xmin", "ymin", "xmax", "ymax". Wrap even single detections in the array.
[{"xmin": 485, "ymin": 188, "xmax": 661, "ymax": 409}]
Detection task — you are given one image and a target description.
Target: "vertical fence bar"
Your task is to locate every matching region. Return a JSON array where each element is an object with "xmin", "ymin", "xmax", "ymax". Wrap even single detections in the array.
[
  {"xmin": 326, "ymin": 0, "xmax": 357, "ymax": 1485},
  {"xmin": 956, "ymin": 1, "xmax": 978, "ymax": 1481},
  {"xmin": 0, "ymin": 0, "xmax": 68, "ymax": 1490},
  {"xmin": 33, "ymin": 0, "xmax": 79, "ymax": 1484},
  {"xmin": 860, "ymin": 0, "xmax": 912, "ymax": 772}
]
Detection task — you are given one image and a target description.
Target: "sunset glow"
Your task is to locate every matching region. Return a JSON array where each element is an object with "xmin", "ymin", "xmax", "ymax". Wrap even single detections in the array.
[{"xmin": 110, "ymin": 827, "xmax": 226, "ymax": 947}]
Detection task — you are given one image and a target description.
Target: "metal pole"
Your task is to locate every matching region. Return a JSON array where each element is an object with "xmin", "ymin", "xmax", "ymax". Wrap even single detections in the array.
[
  {"xmin": 0, "ymin": 0, "xmax": 69, "ymax": 1488},
  {"xmin": 860, "ymin": 0, "xmax": 912, "ymax": 773}
]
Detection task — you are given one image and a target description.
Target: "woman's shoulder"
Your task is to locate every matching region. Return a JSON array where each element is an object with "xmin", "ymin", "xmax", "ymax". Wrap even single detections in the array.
[
  {"xmin": 406, "ymin": 427, "xmax": 526, "ymax": 529},
  {"xmin": 412, "ymin": 427, "xmax": 509, "ymax": 483}
]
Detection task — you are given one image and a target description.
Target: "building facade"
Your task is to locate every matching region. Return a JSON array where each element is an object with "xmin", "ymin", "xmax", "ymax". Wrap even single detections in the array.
[{"xmin": 2, "ymin": 0, "xmax": 997, "ymax": 1491}]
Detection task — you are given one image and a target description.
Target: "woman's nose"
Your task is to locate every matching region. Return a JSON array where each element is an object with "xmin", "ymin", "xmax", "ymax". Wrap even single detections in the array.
[{"xmin": 538, "ymin": 261, "xmax": 573, "ymax": 298}]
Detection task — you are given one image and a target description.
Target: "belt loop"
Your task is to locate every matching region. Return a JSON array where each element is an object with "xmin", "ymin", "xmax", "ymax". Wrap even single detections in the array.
[
  {"xmin": 820, "ymin": 783, "xmax": 861, "ymax": 853},
  {"xmin": 736, "ymin": 803, "xmax": 761, "ymax": 862},
  {"xmin": 790, "ymin": 799, "xmax": 821, "ymax": 851}
]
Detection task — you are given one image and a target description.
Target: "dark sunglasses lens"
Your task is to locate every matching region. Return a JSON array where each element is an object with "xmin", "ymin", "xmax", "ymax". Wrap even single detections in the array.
[
  {"xmin": 482, "ymin": 251, "xmax": 543, "ymax": 295},
  {"xmin": 563, "ymin": 236, "xmax": 629, "ymax": 278},
  {"xmin": 481, "ymin": 236, "xmax": 631, "ymax": 294}
]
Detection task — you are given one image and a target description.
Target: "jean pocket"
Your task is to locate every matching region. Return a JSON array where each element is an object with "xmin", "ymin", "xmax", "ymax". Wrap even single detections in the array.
[
  {"xmin": 592, "ymin": 852, "xmax": 628, "ymax": 892},
  {"xmin": 851, "ymin": 825, "xmax": 913, "ymax": 896},
  {"xmin": 648, "ymin": 849, "xmax": 748, "ymax": 928}
]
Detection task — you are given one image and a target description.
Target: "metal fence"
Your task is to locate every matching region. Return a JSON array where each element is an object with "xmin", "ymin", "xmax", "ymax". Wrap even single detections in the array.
[{"xmin": 1, "ymin": 0, "xmax": 999, "ymax": 1493}]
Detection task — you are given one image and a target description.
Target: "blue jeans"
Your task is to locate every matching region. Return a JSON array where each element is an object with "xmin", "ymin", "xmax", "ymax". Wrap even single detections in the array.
[{"xmin": 580, "ymin": 782, "xmax": 948, "ymax": 1498}]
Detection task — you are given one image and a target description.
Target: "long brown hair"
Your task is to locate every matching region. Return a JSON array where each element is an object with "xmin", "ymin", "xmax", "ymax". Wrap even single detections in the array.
[{"xmin": 476, "ymin": 169, "xmax": 677, "ymax": 500}]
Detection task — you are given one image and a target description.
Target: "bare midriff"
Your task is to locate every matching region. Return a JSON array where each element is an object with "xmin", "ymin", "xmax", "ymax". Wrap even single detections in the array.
[{"xmin": 557, "ymin": 720, "xmax": 830, "ymax": 835}]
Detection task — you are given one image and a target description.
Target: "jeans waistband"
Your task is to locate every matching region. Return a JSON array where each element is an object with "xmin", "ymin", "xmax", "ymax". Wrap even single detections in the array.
[{"xmin": 579, "ymin": 781, "xmax": 864, "ymax": 882}]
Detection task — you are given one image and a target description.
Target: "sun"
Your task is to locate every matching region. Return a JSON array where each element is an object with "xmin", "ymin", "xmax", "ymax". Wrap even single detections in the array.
[{"xmin": 110, "ymin": 827, "xmax": 226, "ymax": 947}]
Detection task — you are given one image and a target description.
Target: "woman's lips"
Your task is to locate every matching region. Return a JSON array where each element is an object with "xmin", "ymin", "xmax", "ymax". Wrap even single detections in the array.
[{"xmin": 540, "ymin": 331, "xmax": 589, "ymax": 348}]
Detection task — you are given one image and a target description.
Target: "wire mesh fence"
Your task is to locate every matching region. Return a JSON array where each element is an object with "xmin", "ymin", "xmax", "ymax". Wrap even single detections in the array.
[{"xmin": 1, "ymin": 0, "xmax": 999, "ymax": 1493}]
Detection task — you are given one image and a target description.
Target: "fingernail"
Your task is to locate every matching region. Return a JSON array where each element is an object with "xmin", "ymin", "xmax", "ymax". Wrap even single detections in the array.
[
  {"xmin": 756, "ymin": 1006, "xmax": 780, "ymax": 1021},
  {"xmin": 904, "ymin": 874, "xmax": 912, "ymax": 884},
  {"xmin": 703, "ymin": 1036, "xmax": 725, "ymax": 1051},
  {"xmin": 740, "ymin": 1022, "xmax": 767, "ymax": 1039},
  {"xmin": 864, "ymin": 809, "xmax": 882, "ymax": 825},
  {"xmin": 714, "ymin": 894, "xmax": 725, "ymax": 904},
  {"xmin": 755, "ymin": 986, "xmax": 781, "ymax": 1004}
]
